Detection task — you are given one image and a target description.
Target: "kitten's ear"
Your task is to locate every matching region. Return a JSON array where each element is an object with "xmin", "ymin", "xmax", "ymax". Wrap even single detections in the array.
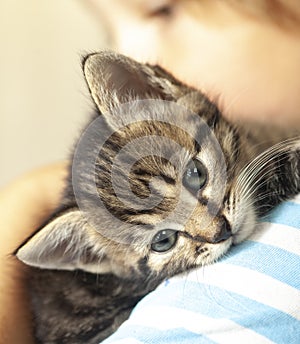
[
  {"xmin": 83, "ymin": 51, "xmax": 189, "ymax": 113},
  {"xmin": 16, "ymin": 209, "xmax": 110, "ymax": 273}
]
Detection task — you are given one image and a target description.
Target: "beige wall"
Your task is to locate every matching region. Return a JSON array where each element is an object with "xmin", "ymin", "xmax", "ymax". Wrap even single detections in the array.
[{"xmin": 0, "ymin": 0, "xmax": 107, "ymax": 187}]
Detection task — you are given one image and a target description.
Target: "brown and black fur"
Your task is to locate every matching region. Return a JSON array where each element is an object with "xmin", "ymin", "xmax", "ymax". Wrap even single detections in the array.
[{"xmin": 16, "ymin": 52, "xmax": 300, "ymax": 343}]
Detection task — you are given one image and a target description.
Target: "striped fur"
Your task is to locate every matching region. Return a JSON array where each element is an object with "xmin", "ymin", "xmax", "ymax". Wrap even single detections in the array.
[{"xmin": 16, "ymin": 52, "xmax": 300, "ymax": 343}]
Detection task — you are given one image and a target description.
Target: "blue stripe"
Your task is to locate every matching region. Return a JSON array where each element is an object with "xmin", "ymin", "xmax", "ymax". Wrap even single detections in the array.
[
  {"xmin": 132, "ymin": 282, "xmax": 300, "ymax": 344},
  {"xmin": 263, "ymin": 201, "xmax": 300, "ymax": 228},
  {"xmin": 102, "ymin": 199, "xmax": 300, "ymax": 344},
  {"xmin": 103, "ymin": 325, "xmax": 216, "ymax": 344},
  {"xmin": 221, "ymin": 240, "xmax": 300, "ymax": 289}
]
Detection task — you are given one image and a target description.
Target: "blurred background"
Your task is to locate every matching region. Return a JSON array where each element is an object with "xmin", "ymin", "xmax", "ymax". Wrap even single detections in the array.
[{"xmin": 0, "ymin": 0, "xmax": 107, "ymax": 187}]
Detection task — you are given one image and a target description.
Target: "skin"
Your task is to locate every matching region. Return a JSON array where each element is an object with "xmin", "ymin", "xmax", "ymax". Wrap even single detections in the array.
[
  {"xmin": 1, "ymin": 0, "xmax": 300, "ymax": 342},
  {"xmin": 89, "ymin": 0, "xmax": 300, "ymax": 128},
  {"xmin": 0, "ymin": 163, "xmax": 67, "ymax": 344}
]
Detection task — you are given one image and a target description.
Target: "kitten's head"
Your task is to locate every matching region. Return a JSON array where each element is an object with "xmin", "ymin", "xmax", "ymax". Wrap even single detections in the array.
[{"xmin": 16, "ymin": 52, "xmax": 256, "ymax": 282}]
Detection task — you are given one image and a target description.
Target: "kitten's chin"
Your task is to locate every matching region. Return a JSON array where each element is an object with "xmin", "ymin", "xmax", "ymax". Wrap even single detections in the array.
[{"xmin": 198, "ymin": 238, "xmax": 233, "ymax": 266}]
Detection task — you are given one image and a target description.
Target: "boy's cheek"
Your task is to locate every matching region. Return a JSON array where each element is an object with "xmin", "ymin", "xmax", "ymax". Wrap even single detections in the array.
[{"xmin": 93, "ymin": 0, "xmax": 300, "ymax": 128}]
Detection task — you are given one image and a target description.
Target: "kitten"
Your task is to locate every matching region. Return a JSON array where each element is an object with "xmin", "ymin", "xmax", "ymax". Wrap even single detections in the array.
[{"xmin": 16, "ymin": 51, "xmax": 300, "ymax": 343}]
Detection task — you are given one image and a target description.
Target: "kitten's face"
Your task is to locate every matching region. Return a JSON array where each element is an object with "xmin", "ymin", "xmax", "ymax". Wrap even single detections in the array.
[
  {"xmin": 84, "ymin": 122, "xmax": 228, "ymax": 279},
  {"xmin": 16, "ymin": 52, "xmax": 256, "ymax": 282}
]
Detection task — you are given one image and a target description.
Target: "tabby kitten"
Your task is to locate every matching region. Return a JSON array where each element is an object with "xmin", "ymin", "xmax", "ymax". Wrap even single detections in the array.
[{"xmin": 16, "ymin": 52, "xmax": 300, "ymax": 343}]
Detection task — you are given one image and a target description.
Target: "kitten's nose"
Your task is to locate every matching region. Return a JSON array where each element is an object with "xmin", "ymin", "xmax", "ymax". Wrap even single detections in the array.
[{"xmin": 212, "ymin": 217, "xmax": 232, "ymax": 243}]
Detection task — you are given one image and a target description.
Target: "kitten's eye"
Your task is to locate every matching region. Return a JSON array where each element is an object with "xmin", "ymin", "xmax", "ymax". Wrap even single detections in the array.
[
  {"xmin": 151, "ymin": 229, "xmax": 178, "ymax": 253},
  {"xmin": 183, "ymin": 160, "xmax": 207, "ymax": 192}
]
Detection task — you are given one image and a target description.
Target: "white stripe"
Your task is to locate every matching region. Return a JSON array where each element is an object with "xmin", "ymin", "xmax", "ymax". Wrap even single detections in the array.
[
  {"xmin": 175, "ymin": 264, "xmax": 300, "ymax": 321},
  {"xmin": 250, "ymin": 222, "xmax": 300, "ymax": 255},
  {"xmin": 107, "ymin": 339, "xmax": 143, "ymax": 344},
  {"xmin": 127, "ymin": 305, "xmax": 274, "ymax": 344},
  {"xmin": 292, "ymin": 194, "xmax": 300, "ymax": 204}
]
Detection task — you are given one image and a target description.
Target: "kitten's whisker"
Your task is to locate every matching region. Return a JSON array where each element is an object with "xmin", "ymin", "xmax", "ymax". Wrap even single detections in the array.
[{"xmin": 235, "ymin": 142, "xmax": 296, "ymax": 197}]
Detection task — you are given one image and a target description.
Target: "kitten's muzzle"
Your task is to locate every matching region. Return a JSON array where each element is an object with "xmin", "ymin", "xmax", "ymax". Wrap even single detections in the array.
[
  {"xmin": 211, "ymin": 216, "xmax": 232, "ymax": 243},
  {"xmin": 183, "ymin": 216, "xmax": 232, "ymax": 244}
]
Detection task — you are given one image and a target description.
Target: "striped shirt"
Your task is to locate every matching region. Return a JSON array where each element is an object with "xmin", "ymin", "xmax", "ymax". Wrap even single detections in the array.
[{"xmin": 102, "ymin": 195, "xmax": 300, "ymax": 344}]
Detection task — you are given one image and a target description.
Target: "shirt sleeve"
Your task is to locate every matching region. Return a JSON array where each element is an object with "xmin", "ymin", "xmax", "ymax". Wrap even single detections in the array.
[{"xmin": 102, "ymin": 195, "xmax": 300, "ymax": 344}]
